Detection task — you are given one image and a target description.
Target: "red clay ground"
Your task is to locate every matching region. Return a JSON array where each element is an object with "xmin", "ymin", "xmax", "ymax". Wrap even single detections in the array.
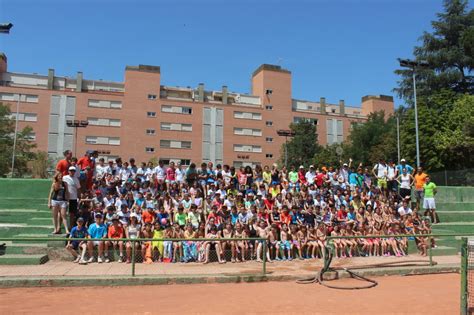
[{"xmin": 0, "ymin": 273, "xmax": 459, "ymax": 315}]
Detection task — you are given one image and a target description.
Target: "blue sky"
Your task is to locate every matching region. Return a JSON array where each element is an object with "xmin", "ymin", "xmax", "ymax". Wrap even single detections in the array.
[{"xmin": 0, "ymin": 0, "xmax": 451, "ymax": 107}]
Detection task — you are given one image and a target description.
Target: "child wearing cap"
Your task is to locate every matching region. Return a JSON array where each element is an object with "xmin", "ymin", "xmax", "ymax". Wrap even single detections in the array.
[
  {"xmin": 87, "ymin": 213, "xmax": 108, "ymax": 263},
  {"xmin": 66, "ymin": 217, "xmax": 88, "ymax": 264}
]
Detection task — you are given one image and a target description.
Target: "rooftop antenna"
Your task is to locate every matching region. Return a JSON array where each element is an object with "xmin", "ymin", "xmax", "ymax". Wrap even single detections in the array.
[{"xmin": 277, "ymin": 57, "xmax": 283, "ymax": 66}]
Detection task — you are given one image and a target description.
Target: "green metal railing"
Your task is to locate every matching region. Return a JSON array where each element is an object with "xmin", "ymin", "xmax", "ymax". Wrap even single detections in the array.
[
  {"xmin": 0, "ymin": 237, "xmax": 267, "ymax": 277},
  {"xmin": 460, "ymin": 237, "xmax": 469, "ymax": 315}
]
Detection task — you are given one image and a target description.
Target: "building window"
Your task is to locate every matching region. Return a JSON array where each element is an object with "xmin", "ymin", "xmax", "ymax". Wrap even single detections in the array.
[
  {"xmin": 85, "ymin": 136, "xmax": 121, "ymax": 146},
  {"xmin": 148, "ymin": 94, "xmax": 157, "ymax": 100},
  {"xmin": 159, "ymin": 158, "xmax": 191, "ymax": 166},
  {"xmin": 266, "ymin": 154, "xmax": 273, "ymax": 158},
  {"xmin": 147, "ymin": 112, "xmax": 156, "ymax": 118},
  {"xmin": 88, "ymin": 99, "xmax": 122, "ymax": 109},
  {"xmin": 326, "ymin": 119, "xmax": 343, "ymax": 145},
  {"xmin": 234, "ymin": 144, "xmax": 262, "ymax": 153},
  {"xmin": 294, "ymin": 117, "xmax": 318, "ymax": 125},
  {"xmin": 233, "ymin": 111, "xmax": 262, "ymax": 120},
  {"xmin": 161, "ymin": 105, "xmax": 193, "ymax": 115},
  {"xmin": 0, "ymin": 93, "xmax": 39, "ymax": 103},
  {"xmin": 266, "ymin": 121, "xmax": 273, "ymax": 126},
  {"xmin": 265, "ymin": 105, "xmax": 273, "ymax": 110},
  {"xmin": 160, "ymin": 140, "xmax": 192, "ymax": 149},
  {"xmin": 26, "ymin": 132, "xmax": 36, "ymax": 141},
  {"xmin": 10, "ymin": 112, "xmax": 38, "ymax": 122},
  {"xmin": 145, "ymin": 147, "xmax": 155, "ymax": 153},
  {"xmin": 266, "ymin": 137, "xmax": 273, "ymax": 142},
  {"xmin": 233, "ymin": 128, "xmax": 262, "ymax": 137},
  {"xmin": 87, "ymin": 117, "xmax": 121, "ymax": 127},
  {"xmin": 146, "ymin": 129, "xmax": 156, "ymax": 135},
  {"xmin": 161, "ymin": 122, "xmax": 193, "ymax": 132}
]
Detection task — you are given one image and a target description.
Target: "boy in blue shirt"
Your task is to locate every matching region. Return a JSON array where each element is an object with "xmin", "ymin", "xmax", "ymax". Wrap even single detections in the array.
[
  {"xmin": 87, "ymin": 213, "xmax": 108, "ymax": 263},
  {"xmin": 66, "ymin": 217, "xmax": 88, "ymax": 264}
]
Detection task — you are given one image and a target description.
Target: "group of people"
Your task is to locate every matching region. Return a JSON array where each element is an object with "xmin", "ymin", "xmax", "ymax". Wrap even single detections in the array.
[{"xmin": 48, "ymin": 149, "xmax": 439, "ymax": 265}]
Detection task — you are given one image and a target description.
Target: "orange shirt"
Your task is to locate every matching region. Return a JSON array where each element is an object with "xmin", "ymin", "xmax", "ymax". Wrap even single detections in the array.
[
  {"xmin": 108, "ymin": 225, "xmax": 124, "ymax": 239},
  {"xmin": 56, "ymin": 159, "xmax": 70, "ymax": 176},
  {"xmin": 142, "ymin": 210, "xmax": 155, "ymax": 224},
  {"xmin": 414, "ymin": 173, "xmax": 428, "ymax": 190},
  {"xmin": 280, "ymin": 212, "xmax": 291, "ymax": 225}
]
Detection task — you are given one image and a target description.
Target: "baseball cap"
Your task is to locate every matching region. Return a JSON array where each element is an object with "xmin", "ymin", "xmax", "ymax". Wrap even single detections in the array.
[
  {"xmin": 68, "ymin": 166, "xmax": 76, "ymax": 171},
  {"xmin": 130, "ymin": 213, "xmax": 138, "ymax": 219},
  {"xmin": 112, "ymin": 214, "xmax": 120, "ymax": 221},
  {"xmin": 86, "ymin": 150, "xmax": 95, "ymax": 155},
  {"xmin": 77, "ymin": 217, "xmax": 85, "ymax": 222},
  {"xmin": 95, "ymin": 213, "xmax": 103, "ymax": 218},
  {"xmin": 401, "ymin": 158, "xmax": 406, "ymax": 162},
  {"xmin": 299, "ymin": 165, "xmax": 304, "ymax": 169},
  {"xmin": 310, "ymin": 165, "xmax": 314, "ymax": 168},
  {"xmin": 343, "ymin": 163, "xmax": 348, "ymax": 167}
]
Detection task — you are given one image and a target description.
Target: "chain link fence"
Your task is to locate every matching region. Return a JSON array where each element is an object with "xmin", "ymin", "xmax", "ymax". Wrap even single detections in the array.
[{"xmin": 430, "ymin": 169, "xmax": 474, "ymax": 186}]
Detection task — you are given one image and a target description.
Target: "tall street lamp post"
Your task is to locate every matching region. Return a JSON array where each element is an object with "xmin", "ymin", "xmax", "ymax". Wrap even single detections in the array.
[
  {"xmin": 398, "ymin": 58, "xmax": 429, "ymax": 168},
  {"xmin": 277, "ymin": 129, "xmax": 296, "ymax": 168},
  {"xmin": 66, "ymin": 120, "xmax": 89, "ymax": 156}
]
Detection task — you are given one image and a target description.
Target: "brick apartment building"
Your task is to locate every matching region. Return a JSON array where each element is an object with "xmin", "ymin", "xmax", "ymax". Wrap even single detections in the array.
[{"xmin": 0, "ymin": 52, "xmax": 393, "ymax": 167}]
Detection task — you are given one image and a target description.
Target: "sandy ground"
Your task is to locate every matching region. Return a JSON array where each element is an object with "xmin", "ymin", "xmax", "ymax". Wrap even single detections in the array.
[{"xmin": 0, "ymin": 273, "xmax": 459, "ymax": 315}]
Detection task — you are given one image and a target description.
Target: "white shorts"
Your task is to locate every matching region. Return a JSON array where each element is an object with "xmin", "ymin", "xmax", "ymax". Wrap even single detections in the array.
[
  {"xmin": 51, "ymin": 200, "xmax": 68, "ymax": 209},
  {"xmin": 92, "ymin": 241, "xmax": 103, "ymax": 246},
  {"xmin": 423, "ymin": 197, "xmax": 436, "ymax": 209}
]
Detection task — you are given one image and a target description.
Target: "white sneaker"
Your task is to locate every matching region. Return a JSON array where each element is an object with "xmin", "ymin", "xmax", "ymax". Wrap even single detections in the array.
[
  {"xmin": 87, "ymin": 257, "xmax": 94, "ymax": 263},
  {"xmin": 104, "ymin": 257, "xmax": 110, "ymax": 263},
  {"xmin": 98, "ymin": 257, "xmax": 104, "ymax": 263},
  {"xmin": 79, "ymin": 259, "xmax": 88, "ymax": 265},
  {"xmin": 73, "ymin": 257, "xmax": 81, "ymax": 263},
  {"xmin": 118, "ymin": 256, "xmax": 123, "ymax": 263}
]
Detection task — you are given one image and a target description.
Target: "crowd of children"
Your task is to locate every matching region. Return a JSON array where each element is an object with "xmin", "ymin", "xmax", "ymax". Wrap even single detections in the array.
[{"xmin": 53, "ymin": 151, "xmax": 437, "ymax": 265}]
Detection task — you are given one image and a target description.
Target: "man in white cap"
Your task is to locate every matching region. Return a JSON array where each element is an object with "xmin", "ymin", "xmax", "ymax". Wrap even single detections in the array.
[
  {"xmin": 63, "ymin": 166, "xmax": 81, "ymax": 231},
  {"xmin": 396, "ymin": 158, "xmax": 414, "ymax": 176},
  {"xmin": 305, "ymin": 165, "xmax": 316, "ymax": 185}
]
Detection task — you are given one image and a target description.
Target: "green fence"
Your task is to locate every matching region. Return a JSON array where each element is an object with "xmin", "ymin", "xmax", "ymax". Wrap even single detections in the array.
[{"xmin": 0, "ymin": 237, "xmax": 268, "ymax": 276}]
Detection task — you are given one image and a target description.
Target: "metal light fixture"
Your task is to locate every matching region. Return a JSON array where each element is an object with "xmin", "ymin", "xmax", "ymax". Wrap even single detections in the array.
[{"xmin": 398, "ymin": 58, "xmax": 430, "ymax": 168}]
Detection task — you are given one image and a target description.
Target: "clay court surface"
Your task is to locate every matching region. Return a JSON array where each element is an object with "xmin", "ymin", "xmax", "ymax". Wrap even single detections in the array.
[{"xmin": 0, "ymin": 273, "xmax": 459, "ymax": 315}]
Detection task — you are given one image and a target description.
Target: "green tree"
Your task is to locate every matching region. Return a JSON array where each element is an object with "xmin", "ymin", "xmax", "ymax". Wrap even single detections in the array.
[
  {"xmin": 31, "ymin": 151, "xmax": 54, "ymax": 178},
  {"xmin": 394, "ymin": 0, "xmax": 474, "ymax": 103},
  {"xmin": 344, "ymin": 111, "xmax": 397, "ymax": 167},
  {"xmin": 313, "ymin": 143, "xmax": 348, "ymax": 169},
  {"xmin": 0, "ymin": 102, "xmax": 37, "ymax": 177},
  {"xmin": 434, "ymin": 94, "xmax": 474, "ymax": 169},
  {"xmin": 281, "ymin": 120, "xmax": 321, "ymax": 168}
]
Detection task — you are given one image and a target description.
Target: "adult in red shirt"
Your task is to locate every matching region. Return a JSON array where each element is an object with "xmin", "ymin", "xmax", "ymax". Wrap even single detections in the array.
[
  {"xmin": 77, "ymin": 150, "xmax": 95, "ymax": 190},
  {"xmin": 56, "ymin": 150, "xmax": 72, "ymax": 176}
]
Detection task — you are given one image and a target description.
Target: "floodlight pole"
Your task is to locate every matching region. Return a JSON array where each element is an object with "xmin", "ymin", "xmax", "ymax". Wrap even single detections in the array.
[
  {"xmin": 277, "ymin": 130, "xmax": 295, "ymax": 168},
  {"xmin": 10, "ymin": 94, "xmax": 20, "ymax": 177},
  {"xmin": 398, "ymin": 58, "xmax": 429, "ymax": 168}
]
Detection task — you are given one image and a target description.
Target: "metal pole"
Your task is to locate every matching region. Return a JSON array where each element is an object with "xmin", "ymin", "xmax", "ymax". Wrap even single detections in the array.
[
  {"xmin": 131, "ymin": 240, "xmax": 136, "ymax": 276},
  {"xmin": 396, "ymin": 116, "xmax": 400, "ymax": 165},
  {"xmin": 284, "ymin": 136, "xmax": 288, "ymax": 168},
  {"xmin": 11, "ymin": 94, "xmax": 20, "ymax": 177},
  {"xmin": 460, "ymin": 237, "xmax": 468, "ymax": 315},
  {"xmin": 262, "ymin": 240, "xmax": 267, "ymax": 275},
  {"xmin": 428, "ymin": 236, "xmax": 433, "ymax": 266},
  {"xmin": 74, "ymin": 127, "xmax": 78, "ymax": 157},
  {"xmin": 413, "ymin": 71, "xmax": 420, "ymax": 168}
]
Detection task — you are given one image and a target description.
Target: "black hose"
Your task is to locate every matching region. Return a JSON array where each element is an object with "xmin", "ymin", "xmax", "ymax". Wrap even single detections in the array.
[{"xmin": 296, "ymin": 246, "xmax": 435, "ymax": 290}]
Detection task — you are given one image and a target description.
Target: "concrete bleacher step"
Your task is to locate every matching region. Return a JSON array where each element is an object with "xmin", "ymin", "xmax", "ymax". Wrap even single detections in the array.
[
  {"xmin": 0, "ymin": 254, "xmax": 49, "ymax": 265},
  {"xmin": 437, "ymin": 202, "xmax": 474, "ymax": 211},
  {"xmin": 437, "ymin": 211, "xmax": 474, "ymax": 223},
  {"xmin": 0, "ymin": 243, "xmax": 48, "ymax": 255}
]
